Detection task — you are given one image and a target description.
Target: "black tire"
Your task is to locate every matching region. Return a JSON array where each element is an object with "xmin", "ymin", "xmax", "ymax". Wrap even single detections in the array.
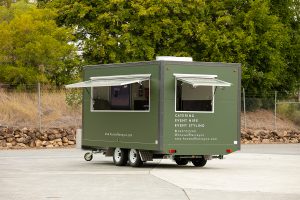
[
  {"xmin": 128, "ymin": 149, "xmax": 143, "ymax": 167},
  {"xmin": 113, "ymin": 148, "xmax": 128, "ymax": 166},
  {"xmin": 192, "ymin": 158, "xmax": 207, "ymax": 167},
  {"xmin": 84, "ymin": 152, "xmax": 93, "ymax": 161},
  {"xmin": 174, "ymin": 158, "xmax": 189, "ymax": 166}
]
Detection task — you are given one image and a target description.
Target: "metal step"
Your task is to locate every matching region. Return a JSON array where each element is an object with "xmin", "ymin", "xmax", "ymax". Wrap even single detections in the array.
[{"xmin": 139, "ymin": 150, "xmax": 153, "ymax": 161}]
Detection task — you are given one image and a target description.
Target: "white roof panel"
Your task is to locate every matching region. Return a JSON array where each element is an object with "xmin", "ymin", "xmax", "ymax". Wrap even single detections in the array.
[{"xmin": 156, "ymin": 56, "xmax": 193, "ymax": 62}]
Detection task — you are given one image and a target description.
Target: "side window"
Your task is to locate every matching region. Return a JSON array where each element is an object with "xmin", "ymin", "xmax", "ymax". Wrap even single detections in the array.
[
  {"xmin": 91, "ymin": 80, "xmax": 150, "ymax": 111},
  {"xmin": 176, "ymin": 80, "xmax": 214, "ymax": 112}
]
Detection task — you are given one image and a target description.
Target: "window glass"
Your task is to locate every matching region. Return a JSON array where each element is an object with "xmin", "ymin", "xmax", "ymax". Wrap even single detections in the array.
[
  {"xmin": 92, "ymin": 80, "xmax": 150, "ymax": 111},
  {"xmin": 176, "ymin": 80, "xmax": 213, "ymax": 112}
]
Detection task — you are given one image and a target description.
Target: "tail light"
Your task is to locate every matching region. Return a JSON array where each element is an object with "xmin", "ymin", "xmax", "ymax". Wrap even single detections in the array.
[
  {"xmin": 169, "ymin": 149, "xmax": 177, "ymax": 154},
  {"xmin": 226, "ymin": 149, "xmax": 233, "ymax": 153}
]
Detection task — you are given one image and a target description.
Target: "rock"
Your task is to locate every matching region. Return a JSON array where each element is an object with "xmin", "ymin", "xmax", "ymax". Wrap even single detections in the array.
[
  {"xmin": 6, "ymin": 143, "xmax": 13, "ymax": 148},
  {"xmin": 66, "ymin": 135, "xmax": 75, "ymax": 141},
  {"xmin": 27, "ymin": 132, "xmax": 36, "ymax": 140},
  {"xmin": 42, "ymin": 141, "xmax": 49, "ymax": 146},
  {"xmin": 62, "ymin": 131, "xmax": 67, "ymax": 137},
  {"xmin": 253, "ymin": 130, "xmax": 260, "ymax": 137},
  {"xmin": 16, "ymin": 137, "xmax": 26, "ymax": 143},
  {"xmin": 67, "ymin": 129, "xmax": 75, "ymax": 135},
  {"xmin": 17, "ymin": 131, "xmax": 23, "ymax": 137},
  {"xmin": 29, "ymin": 140, "xmax": 36, "ymax": 148},
  {"xmin": 0, "ymin": 136, "xmax": 3, "ymax": 140},
  {"xmin": 17, "ymin": 143, "xmax": 27, "ymax": 148},
  {"xmin": 46, "ymin": 144, "xmax": 54, "ymax": 148},
  {"xmin": 41, "ymin": 133, "xmax": 48, "ymax": 140},
  {"xmin": 63, "ymin": 142, "xmax": 69, "ymax": 146},
  {"xmin": 11, "ymin": 140, "xmax": 17, "ymax": 146},
  {"xmin": 68, "ymin": 141, "xmax": 75, "ymax": 145},
  {"xmin": 48, "ymin": 134, "xmax": 56, "ymax": 141},
  {"xmin": 21, "ymin": 127, "xmax": 28, "ymax": 133},
  {"xmin": 6, "ymin": 137, "xmax": 14, "ymax": 143},
  {"xmin": 279, "ymin": 138, "xmax": 284, "ymax": 143},
  {"xmin": 262, "ymin": 139, "xmax": 270, "ymax": 144},
  {"xmin": 284, "ymin": 138, "xmax": 290, "ymax": 143},
  {"xmin": 54, "ymin": 138, "xmax": 62, "ymax": 142},
  {"xmin": 0, "ymin": 140, "xmax": 7, "ymax": 147},
  {"xmin": 62, "ymin": 137, "xmax": 68, "ymax": 143},
  {"xmin": 55, "ymin": 133, "xmax": 62, "ymax": 139},
  {"xmin": 291, "ymin": 139, "xmax": 299, "ymax": 143},
  {"xmin": 36, "ymin": 132, "xmax": 43, "ymax": 140},
  {"xmin": 35, "ymin": 139, "xmax": 42, "ymax": 147},
  {"xmin": 51, "ymin": 129, "xmax": 59, "ymax": 135},
  {"xmin": 57, "ymin": 141, "xmax": 63, "ymax": 146},
  {"xmin": 7, "ymin": 127, "xmax": 13, "ymax": 134},
  {"xmin": 5, "ymin": 134, "xmax": 14, "ymax": 138}
]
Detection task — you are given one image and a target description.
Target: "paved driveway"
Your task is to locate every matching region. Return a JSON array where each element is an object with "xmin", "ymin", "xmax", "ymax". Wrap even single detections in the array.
[{"xmin": 0, "ymin": 144, "xmax": 300, "ymax": 200}]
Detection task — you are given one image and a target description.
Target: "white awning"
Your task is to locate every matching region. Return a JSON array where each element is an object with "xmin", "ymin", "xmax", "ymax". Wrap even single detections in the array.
[
  {"xmin": 174, "ymin": 73, "xmax": 231, "ymax": 87},
  {"xmin": 65, "ymin": 74, "xmax": 151, "ymax": 88}
]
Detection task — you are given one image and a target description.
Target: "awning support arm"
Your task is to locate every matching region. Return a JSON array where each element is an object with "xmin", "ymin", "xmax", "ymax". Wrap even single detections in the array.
[
  {"xmin": 213, "ymin": 86, "xmax": 218, "ymax": 97},
  {"xmin": 84, "ymin": 87, "xmax": 91, "ymax": 98}
]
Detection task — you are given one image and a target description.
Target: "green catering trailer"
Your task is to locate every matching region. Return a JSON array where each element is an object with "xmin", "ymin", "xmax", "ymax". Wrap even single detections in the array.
[{"xmin": 66, "ymin": 57, "xmax": 241, "ymax": 167}]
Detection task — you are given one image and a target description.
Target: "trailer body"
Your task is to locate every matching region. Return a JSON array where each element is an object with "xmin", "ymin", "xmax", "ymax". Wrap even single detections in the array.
[{"xmin": 67, "ymin": 60, "xmax": 241, "ymax": 166}]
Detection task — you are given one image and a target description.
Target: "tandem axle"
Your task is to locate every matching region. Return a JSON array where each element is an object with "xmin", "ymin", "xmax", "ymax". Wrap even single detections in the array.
[{"xmin": 83, "ymin": 147, "xmax": 226, "ymax": 167}]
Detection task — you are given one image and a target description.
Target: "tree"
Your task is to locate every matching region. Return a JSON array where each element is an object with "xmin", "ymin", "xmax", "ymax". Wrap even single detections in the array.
[
  {"xmin": 0, "ymin": 1, "xmax": 80, "ymax": 86},
  {"xmin": 46, "ymin": 0, "xmax": 299, "ymax": 94},
  {"xmin": 269, "ymin": 0, "xmax": 300, "ymax": 94},
  {"xmin": 0, "ymin": 0, "xmax": 11, "ymax": 8}
]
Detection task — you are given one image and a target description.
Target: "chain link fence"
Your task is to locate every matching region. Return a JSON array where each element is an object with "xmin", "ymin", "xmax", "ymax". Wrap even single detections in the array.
[
  {"xmin": 0, "ymin": 84, "xmax": 299, "ymax": 131},
  {"xmin": 0, "ymin": 83, "xmax": 81, "ymax": 130},
  {"xmin": 241, "ymin": 89, "xmax": 300, "ymax": 131}
]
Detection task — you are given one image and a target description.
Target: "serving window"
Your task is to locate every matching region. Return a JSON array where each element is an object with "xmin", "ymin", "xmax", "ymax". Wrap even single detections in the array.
[
  {"xmin": 176, "ymin": 81, "xmax": 214, "ymax": 112},
  {"xmin": 91, "ymin": 80, "xmax": 150, "ymax": 111},
  {"xmin": 174, "ymin": 73, "xmax": 231, "ymax": 113},
  {"xmin": 65, "ymin": 74, "xmax": 151, "ymax": 112}
]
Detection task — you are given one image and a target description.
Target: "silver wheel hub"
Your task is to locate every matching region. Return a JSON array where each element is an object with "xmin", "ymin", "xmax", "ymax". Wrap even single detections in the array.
[
  {"xmin": 129, "ymin": 149, "xmax": 137, "ymax": 163},
  {"xmin": 114, "ymin": 148, "xmax": 122, "ymax": 162}
]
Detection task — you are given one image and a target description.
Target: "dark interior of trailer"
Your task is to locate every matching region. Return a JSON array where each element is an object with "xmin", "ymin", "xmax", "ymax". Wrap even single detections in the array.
[
  {"xmin": 176, "ymin": 81, "xmax": 213, "ymax": 112},
  {"xmin": 92, "ymin": 81, "xmax": 150, "ymax": 111}
]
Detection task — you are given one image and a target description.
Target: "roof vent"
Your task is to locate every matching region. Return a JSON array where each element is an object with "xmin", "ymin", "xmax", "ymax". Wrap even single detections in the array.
[{"xmin": 156, "ymin": 56, "xmax": 193, "ymax": 62}]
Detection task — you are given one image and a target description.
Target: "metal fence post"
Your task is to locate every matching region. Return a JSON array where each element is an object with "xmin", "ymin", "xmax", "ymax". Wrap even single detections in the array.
[
  {"xmin": 38, "ymin": 82, "xmax": 42, "ymax": 131},
  {"xmin": 274, "ymin": 91, "xmax": 277, "ymax": 131},
  {"xmin": 243, "ymin": 87, "xmax": 246, "ymax": 129}
]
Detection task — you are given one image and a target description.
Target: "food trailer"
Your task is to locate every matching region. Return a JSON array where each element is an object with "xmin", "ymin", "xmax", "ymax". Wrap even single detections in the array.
[{"xmin": 66, "ymin": 57, "xmax": 241, "ymax": 167}]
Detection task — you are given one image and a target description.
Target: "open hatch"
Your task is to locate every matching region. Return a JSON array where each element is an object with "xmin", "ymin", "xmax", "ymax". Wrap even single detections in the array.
[
  {"xmin": 174, "ymin": 73, "xmax": 231, "ymax": 112},
  {"xmin": 66, "ymin": 74, "xmax": 151, "ymax": 112}
]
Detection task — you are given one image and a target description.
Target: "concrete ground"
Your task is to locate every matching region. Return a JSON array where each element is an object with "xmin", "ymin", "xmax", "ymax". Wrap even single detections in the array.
[{"xmin": 0, "ymin": 144, "xmax": 299, "ymax": 200}]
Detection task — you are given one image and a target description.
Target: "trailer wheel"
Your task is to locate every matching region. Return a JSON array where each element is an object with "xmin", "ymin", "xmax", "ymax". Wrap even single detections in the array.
[
  {"xmin": 192, "ymin": 158, "xmax": 207, "ymax": 167},
  {"xmin": 84, "ymin": 152, "xmax": 93, "ymax": 161},
  {"xmin": 113, "ymin": 148, "xmax": 128, "ymax": 166},
  {"xmin": 128, "ymin": 149, "xmax": 143, "ymax": 167},
  {"xmin": 174, "ymin": 158, "xmax": 189, "ymax": 166}
]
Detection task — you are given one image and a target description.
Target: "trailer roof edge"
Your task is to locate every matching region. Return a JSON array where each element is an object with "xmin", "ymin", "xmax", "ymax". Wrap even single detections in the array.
[{"xmin": 83, "ymin": 61, "xmax": 241, "ymax": 70}]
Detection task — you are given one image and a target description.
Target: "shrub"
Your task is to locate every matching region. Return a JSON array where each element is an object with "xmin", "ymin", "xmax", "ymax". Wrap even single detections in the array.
[
  {"xmin": 65, "ymin": 89, "xmax": 82, "ymax": 108},
  {"xmin": 277, "ymin": 103, "xmax": 300, "ymax": 126}
]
